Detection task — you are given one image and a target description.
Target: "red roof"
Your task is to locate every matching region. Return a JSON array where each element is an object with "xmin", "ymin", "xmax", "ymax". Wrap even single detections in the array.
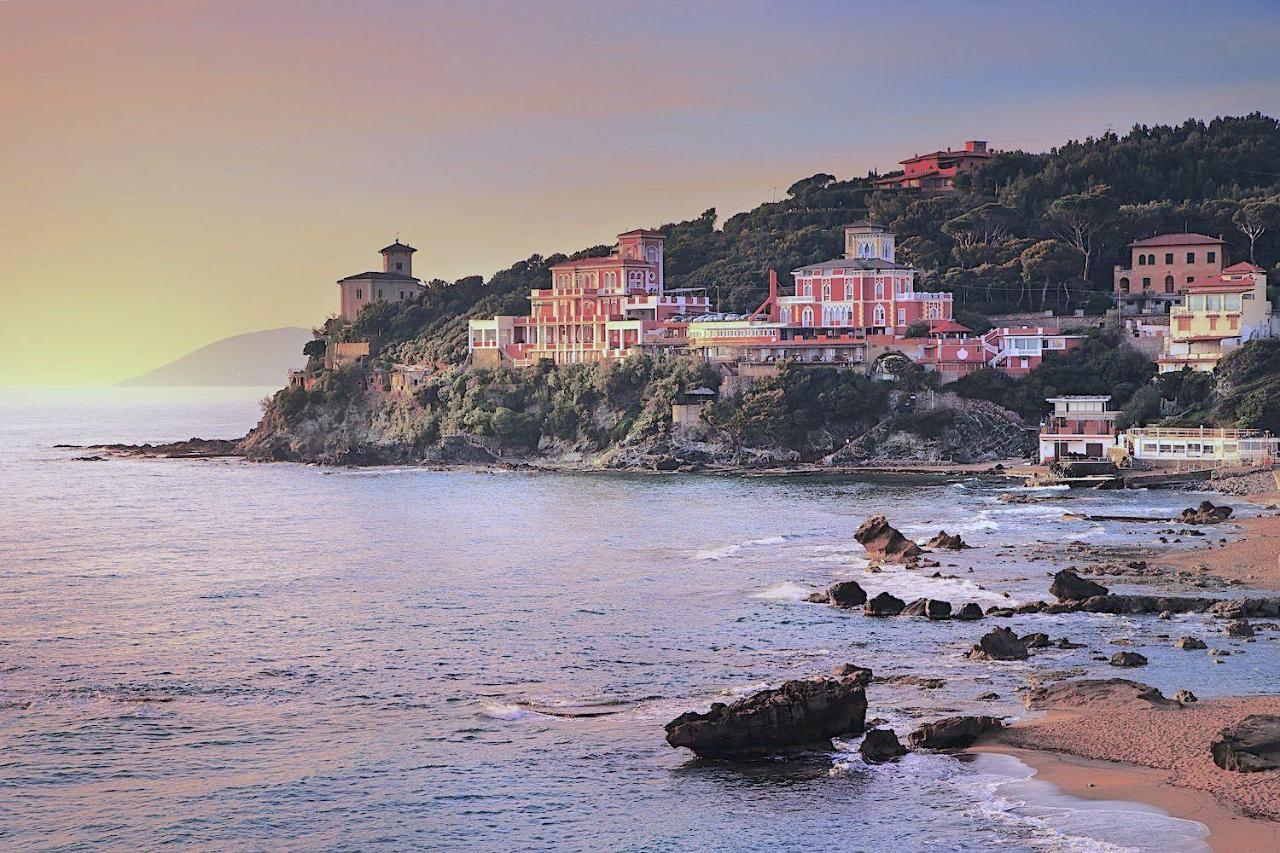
[
  {"xmin": 929, "ymin": 319, "xmax": 972, "ymax": 334},
  {"xmin": 1223, "ymin": 261, "xmax": 1265, "ymax": 273},
  {"xmin": 900, "ymin": 149, "xmax": 992, "ymax": 165},
  {"xmin": 1127, "ymin": 233, "xmax": 1223, "ymax": 248},
  {"xmin": 616, "ymin": 229, "xmax": 665, "ymax": 238}
]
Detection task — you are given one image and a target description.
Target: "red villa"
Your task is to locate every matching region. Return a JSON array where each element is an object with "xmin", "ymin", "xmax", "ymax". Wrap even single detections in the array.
[{"xmin": 874, "ymin": 141, "xmax": 993, "ymax": 191}]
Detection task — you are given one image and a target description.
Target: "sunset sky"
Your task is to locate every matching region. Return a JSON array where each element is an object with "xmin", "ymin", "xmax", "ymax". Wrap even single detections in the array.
[{"xmin": 3, "ymin": 0, "xmax": 1280, "ymax": 386}]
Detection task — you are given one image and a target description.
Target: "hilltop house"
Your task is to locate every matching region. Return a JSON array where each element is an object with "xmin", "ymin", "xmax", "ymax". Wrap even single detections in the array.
[
  {"xmin": 337, "ymin": 241, "xmax": 424, "ymax": 322},
  {"xmin": 1113, "ymin": 233, "xmax": 1225, "ymax": 315},
  {"xmin": 1157, "ymin": 262, "xmax": 1274, "ymax": 372},
  {"xmin": 873, "ymin": 141, "xmax": 993, "ymax": 190}
]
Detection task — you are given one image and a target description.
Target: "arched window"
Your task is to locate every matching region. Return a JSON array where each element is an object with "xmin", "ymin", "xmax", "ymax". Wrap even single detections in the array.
[
  {"xmin": 928, "ymin": 305, "xmax": 939, "ymax": 319},
  {"xmin": 802, "ymin": 307, "xmax": 814, "ymax": 326},
  {"xmin": 1119, "ymin": 277, "xmax": 1130, "ymax": 293},
  {"xmin": 1164, "ymin": 275, "xmax": 1175, "ymax": 293},
  {"xmin": 1137, "ymin": 255, "xmax": 1146, "ymax": 266},
  {"xmin": 860, "ymin": 242, "xmax": 872, "ymax": 257},
  {"xmin": 1147, "ymin": 254, "xmax": 1156, "ymax": 265},
  {"xmin": 822, "ymin": 282, "xmax": 831, "ymax": 301},
  {"xmin": 873, "ymin": 304, "xmax": 886, "ymax": 325},
  {"xmin": 780, "ymin": 307, "xmax": 791, "ymax": 324},
  {"xmin": 803, "ymin": 282, "xmax": 813, "ymax": 297},
  {"xmin": 875, "ymin": 281, "xmax": 884, "ymax": 300},
  {"xmin": 844, "ymin": 283, "xmax": 853, "ymax": 300}
]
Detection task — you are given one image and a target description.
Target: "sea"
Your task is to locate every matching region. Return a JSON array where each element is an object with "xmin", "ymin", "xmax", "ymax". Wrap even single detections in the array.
[{"xmin": 3, "ymin": 387, "xmax": 1277, "ymax": 852}]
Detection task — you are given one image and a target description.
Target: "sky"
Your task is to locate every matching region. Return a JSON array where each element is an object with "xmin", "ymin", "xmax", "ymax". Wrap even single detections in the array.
[{"xmin": 3, "ymin": 0, "xmax": 1280, "ymax": 386}]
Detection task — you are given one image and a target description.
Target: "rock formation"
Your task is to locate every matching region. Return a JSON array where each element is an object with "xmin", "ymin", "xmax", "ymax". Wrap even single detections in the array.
[
  {"xmin": 859, "ymin": 728, "xmax": 908, "ymax": 763},
  {"xmin": 1109, "ymin": 651, "xmax": 1148, "ymax": 667},
  {"xmin": 855, "ymin": 515, "xmax": 922, "ymax": 563},
  {"xmin": 1211, "ymin": 714, "xmax": 1280, "ymax": 772},
  {"xmin": 664, "ymin": 677, "xmax": 869, "ymax": 759},
  {"xmin": 907, "ymin": 715, "xmax": 1003, "ymax": 749},
  {"xmin": 902, "ymin": 598, "xmax": 951, "ymax": 620},
  {"xmin": 966, "ymin": 626, "xmax": 1028, "ymax": 661},
  {"xmin": 925, "ymin": 530, "xmax": 969, "ymax": 550},
  {"xmin": 830, "ymin": 664, "xmax": 873, "ymax": 685},
  {"xmin": 1175, "ymin": 636, "xmax": 1207, "ymax": 650},
  {"xmin": 953, "ymin": 603, "xmax": 984, "ymax": 621},
  {"xmin": 1049, "ymin": 570, "xmax": 1109, "ymax": 602},
  {"xmin": 1179, "ymin": 500, "xmax": 1234, "ymax": 525},
  {"xmin": 864, "ymin": 591, "xmax": 906, "ymax": 617},
  {"xmin": 825, "ymin": 580, "xmax": 867, "ymax": 609},
  {"xmin": 1024, "ymin": 679, "xmax": 1175, "ymax": 710}
]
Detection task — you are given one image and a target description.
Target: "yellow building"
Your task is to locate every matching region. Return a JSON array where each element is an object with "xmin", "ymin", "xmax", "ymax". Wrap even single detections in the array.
[{"xmin": 1158, "ymin": 263, "xmax": 1274, "ymax": 373}]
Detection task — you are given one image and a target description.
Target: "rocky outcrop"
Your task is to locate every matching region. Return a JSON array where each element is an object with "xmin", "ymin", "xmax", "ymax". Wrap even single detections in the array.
[
  {"xmin": 1049, "ymin": 570, "xmax": 1108, "ymax": 602},
  {"xmin": 1020, "ymin": 632, "xmax": 1051, "ymax": 649},
  {"xmin": 907, "ymin": 715, "xmax": 1003, "ymax": 750},
  {"xmin": 1225, "ymin": 620, "xmax": 1255, "ymax": 638},
  {"xmin": 860, "ymin": 728, "xmax": 908, "ymax": 763},
  {"xmin": 1109, "ymin": 651, "xmax": 1148, "ymax": 667},
  {"xmin": 1179, "ymin": 500, "xmax": 1234, "ymax": 525},
  {"xmin": 1024, "ymin": 679, "xmax": 1175, "ymax": 710},
  {"xmin": 825, "ymin": 580, "xmax": 867, "ymax": 609},
  {"xmin": 1175, "ymin": 689, "xmax": 1198, "ymax": 704},
  {"xmin": 953, "ymin": 603, "xmax": 984, "ymax": 621},
  {"xmin": 902, "ymin": 598, "xmax": 951, "ymax": 620},
  {"xmin": 855, "ymin": 515, "xmax": 922, "ymax": 563},
  {"xmin": 831, "ymin": 664, "xmax": 873, "ymax": 685},
  {"xmin": 1175, "ymin": 636, "xmax": 1207, "ymax": 650},
  {"xmin": 664, "ymin": 677, "xmax": 868, "ymax": 759},
  {"xmin": 864, "ymin": 591, "xmax": 906, "ymax": 617},
  {"xmin": 1211, "ymin": 714, "xmax": 1280, "ymax": 772},
  {"xmin": 925, "ymin": 531, "xmax": 969, "ymax": 550},
  {"xmin": 966, "ymin": 627, "xmax": 1028, "ymax": 661}
]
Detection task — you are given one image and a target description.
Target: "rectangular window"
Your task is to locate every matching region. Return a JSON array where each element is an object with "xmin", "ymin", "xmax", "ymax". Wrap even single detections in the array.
[
  {"xmin": 1187, "ymin": 276, "xmax": 1195, "ymax": 284},
  {"xmin": 1206, "ymin": 295, "xmax": 1222, "ymax": 311},
  {"xmin": 1225, "ymin": 294, "xmax": 1241, "ymax": 310},
  {"xmin": 1186, "ymin": 252, "xmax": 1195, "ymax": 263},
  {"xmin": 1164, "ymin": 253, "xmax": 1173, "ymax": 264},
  {"xmin": 377, "ymin": 289, "xmax": 384, "ymax": 299},
  {"xmin": 1142, "ymin": 277, "xmax": 1151, "ymax": 288},
  {"xmin": 356, "ymin": 288, "xmax": 363, "ymax": 299},
  {"xmin": 1207, "ymin": 251, "xmax": 1217, "ymax": 264}
]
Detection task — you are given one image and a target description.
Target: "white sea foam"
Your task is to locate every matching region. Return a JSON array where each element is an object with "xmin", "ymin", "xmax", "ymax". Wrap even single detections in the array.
[
  {"xmin": 693, "ymin": 534, "xmax": 789, "ymax": 561},
  {"xmin": 862, "ymin": 568, "xmax": 1016, "ymax": 607},
  {"xmin": 956, "ymin": 753, "xmax": 1209, "ymax": 853},
  {"xmin": 478, "ymin": 702, "xmax": 529, "ymax": 721},
  {"xmin": 748, "ymin": 535, "xmax": 788, "ymax": 546},
  {"xmin": 901, "ymin": 514, "xmax": 1000, "ymax": 537},
  {"xmin": 752, "ymin": 582, "xmax": 814, "ymax": 602}
]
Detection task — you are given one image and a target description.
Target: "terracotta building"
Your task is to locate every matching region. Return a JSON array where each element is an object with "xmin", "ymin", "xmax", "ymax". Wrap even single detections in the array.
[
  {"xmin": 873, "ymin": 141, "xmax": 992, "ymax": 190},
  {"xmin": 337, "ymin": 241, "xmax": 424, "ymax": 322},
  {"xmin": 467, "ymin": 230, "xmax": 709, "ymax": 366},
  {"xmin": 1113, "ymin": 233, "xmax": 1225, "ymax": 315}
]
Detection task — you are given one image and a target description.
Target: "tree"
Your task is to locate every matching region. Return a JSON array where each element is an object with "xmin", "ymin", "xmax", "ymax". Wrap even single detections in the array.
[
  {"xmin": 302, "ymin": 339, "xmax": 327, "ymax": 359},
  {"xmin": 1019, "ymin": 239, "xmax": 1081, "ymax": 310},
  {"xmin": 1233, "ymin": 196, "xmax": 1280, "ymax": 262},
  {"xmin": 1044, "ymin": 186, "xmax": 1118, "ymax": 281}
]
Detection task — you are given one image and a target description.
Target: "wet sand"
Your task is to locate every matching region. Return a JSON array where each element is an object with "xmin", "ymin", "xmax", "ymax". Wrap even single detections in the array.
[
  {"xmin": 1165, "ymin": 495, "xmax": 1280, "ymax": 589},
  {"xmin": 977, "ymin": 690, "xmax": 1280, "ymax": 852}
]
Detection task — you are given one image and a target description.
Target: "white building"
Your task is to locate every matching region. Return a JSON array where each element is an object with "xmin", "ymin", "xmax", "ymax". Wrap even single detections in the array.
[{"xmin": 1037, "ymin": 395, "xmax": 1120, "ymax": 463}]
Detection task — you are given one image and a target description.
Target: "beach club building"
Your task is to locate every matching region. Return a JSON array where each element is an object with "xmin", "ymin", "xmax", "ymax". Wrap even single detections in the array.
[{"xmin": 1037, "ymin": 395, "xmax": 1120, "ymax": 463}]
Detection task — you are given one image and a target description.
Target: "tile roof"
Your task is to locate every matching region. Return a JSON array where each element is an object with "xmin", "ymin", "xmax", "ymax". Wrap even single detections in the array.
[
  {"xmin": 380, "ymin": 241, "xmax": 417, "ymax": 254},
  {"xmin": 338, "ymin": 271, "xmax": 421, "ymax": 283},
  {"xmin": 1127, "ymin": 233, "xmax": 1223, "ymax": 247},
  {"xmin": 793, "ymin": 258, "xmax": 910, "ymax": 273},
  {"xmin": 1223, "ymin": 261, "xmax": 1265, "ymax": 273}
]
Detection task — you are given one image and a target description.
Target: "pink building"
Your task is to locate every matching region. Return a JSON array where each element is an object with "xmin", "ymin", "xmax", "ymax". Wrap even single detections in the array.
[
  {"xmin": 777, "ymin": 222, "xmax": 953, "ymax": 334},
  {"xmin": 468, "ymin": 230, "xmax": 710, "ymax": 366},
  {"xmin": 1113, "ymin": 233, "xmax": 1225, "ymax": 315},
  {"xmin": 874, "ymin": 141, "xmax": 993, "ymax": 190},
  {"xmin": 922, "ymin": 326, "xmax": 1084, "ymax": 382},
  {"xmin": 337, "ymin": 241, "xmax": 424, "ymax": 322}
]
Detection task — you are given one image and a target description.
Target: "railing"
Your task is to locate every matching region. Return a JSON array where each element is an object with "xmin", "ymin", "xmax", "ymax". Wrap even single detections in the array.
[{"xmin": 1126, "ymin": 427, "xmax": 1265, "ymax": 440}]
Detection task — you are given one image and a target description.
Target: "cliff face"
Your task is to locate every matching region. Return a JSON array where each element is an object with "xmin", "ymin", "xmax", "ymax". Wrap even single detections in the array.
[{"xmin": 241, "ymin": 364, "xmax": 1033, "ymax": 469}]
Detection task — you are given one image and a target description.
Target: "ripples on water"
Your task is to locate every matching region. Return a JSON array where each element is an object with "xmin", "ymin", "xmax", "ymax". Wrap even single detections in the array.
[{"xmin": 0, "ymin": 388, "xmax": 1260, "ymax": 850}]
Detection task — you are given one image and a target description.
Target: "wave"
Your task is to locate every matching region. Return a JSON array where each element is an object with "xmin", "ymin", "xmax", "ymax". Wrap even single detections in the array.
[
  {"xmin": 752, "ymin": 582, "xmax": 814, "ymax": 602},
  {"xmin": 901, "ymin": 515, "xmax": 1000, "ymax": 537},
  {"xmin": 693, "ymin": 534, "xmax": 790, "ymax": 561},
  {"xmin": 860, "ymin": 569, "xmax": 1016, "ymax": 608}
]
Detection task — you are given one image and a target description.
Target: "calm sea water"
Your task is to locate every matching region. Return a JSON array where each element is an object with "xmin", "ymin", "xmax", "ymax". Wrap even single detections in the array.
[{"xmin": 3, "ymin": 388, "xmax": 1274, "ymax": 851}]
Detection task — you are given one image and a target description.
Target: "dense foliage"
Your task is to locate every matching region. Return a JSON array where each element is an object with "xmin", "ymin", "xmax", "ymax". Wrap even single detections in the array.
[
  {"xmin": 318, "ymin": 114, "xmax": 1280, "ymax": 367},
  {"xmin": 1175, "ymin": 340, "xmax": 1280, "ymax": 433}
]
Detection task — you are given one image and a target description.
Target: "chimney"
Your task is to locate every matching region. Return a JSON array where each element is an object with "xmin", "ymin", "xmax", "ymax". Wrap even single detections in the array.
[{"xmin": 768, "ymin": 269, "xmax": 779, "ymax": 322}]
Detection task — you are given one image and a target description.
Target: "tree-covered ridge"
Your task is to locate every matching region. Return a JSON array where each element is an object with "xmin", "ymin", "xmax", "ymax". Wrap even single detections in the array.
[{"xmin": 335, "ymin": 114, "xmax": 1280, "ymax": 367}]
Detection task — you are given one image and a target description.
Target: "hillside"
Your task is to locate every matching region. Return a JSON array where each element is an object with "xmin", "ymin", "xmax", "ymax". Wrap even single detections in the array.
[
  {"xmin": 120, "ymin": 327, "xmax": 311, "ymax": 387},
  {"xmin": 341, "ymin": 113, "xmax": 1280, "ymax": 367}
]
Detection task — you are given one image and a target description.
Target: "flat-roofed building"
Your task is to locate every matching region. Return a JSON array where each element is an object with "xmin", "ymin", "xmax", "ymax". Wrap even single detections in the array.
[{"xmin": 1037, "ymin": 395, "xmax": 1119, "ymax": 463}]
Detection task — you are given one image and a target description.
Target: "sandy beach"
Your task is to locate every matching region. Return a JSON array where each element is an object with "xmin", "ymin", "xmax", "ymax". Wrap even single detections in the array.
[
  {"xmin": 977, "ymin": 682, "xmax": 1280, "ymax": 851},
  {"xmin": 1166, "ymin": 509, "xmax": 1280, "ymax": 590}
]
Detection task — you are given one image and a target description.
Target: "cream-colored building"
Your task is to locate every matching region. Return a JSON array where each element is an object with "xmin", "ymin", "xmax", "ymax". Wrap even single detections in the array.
[
  {"xmin": 1158, "ymin": 263, "xmax": 1274, "ymax": 373},
  {"xmin": 1121, "ymin": 426, "xmax": 1279, "ymax": 466},
  {"xmin": 337, "ymin": 241, "xmax": 424, "ymax": 322}
]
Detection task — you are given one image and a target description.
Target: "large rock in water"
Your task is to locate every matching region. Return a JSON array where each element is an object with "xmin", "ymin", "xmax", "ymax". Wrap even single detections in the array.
[
  {"xmin": 966, "ymin": 626, "xmax": 1028, "ymax": 660},
  {"xmin": 1109, "ymin": 651, "xmax": 1148, "ymax": 667},
  {"xmin": 925, "ymin": 530, "xmax": 969, "ymax": 550},
  {"xmin": 864, "ymin": 591, "xmax": 906, "ymax": 617},
  {"xmin": 1211, "ymin": 714, "xmax": 1280, "ymax": 772},
  {"xmin": 825, "ymin": 580, "xmax": 867, "ymax": 608},
  {"xmin": 1024, "ymin": 678, "xmax": 1175, "ymax": 710},
  {"xmin": 860, "ymin": 728, "xmax": 908, "ymax": 763},
  {"xmin": 855, "ymin": 515, "xmax": 922, "ymax": 563},
  {"xmin": 1050, "ymin": 570, "xmax": 1109, "ymax": 602},
  {"xmin": 1180, "ymin": 500, "xmax": 1233, "ymax": 525},
  {"xmin": 664, "ymin": 677, "xmax": 868, "ymax": 759},
  {"xmin": 953, "ymin": 603, "xmax": 984, "ymax": 621},
  {"xmin": 907, "ymin": 715, "xmax": 1003, "ymax": 749}
]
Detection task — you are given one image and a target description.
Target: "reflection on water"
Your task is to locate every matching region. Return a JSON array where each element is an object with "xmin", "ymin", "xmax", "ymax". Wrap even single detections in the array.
[{"xmin": 0, "ymin": 389, "xmax": 1257, "ymax": 850}]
